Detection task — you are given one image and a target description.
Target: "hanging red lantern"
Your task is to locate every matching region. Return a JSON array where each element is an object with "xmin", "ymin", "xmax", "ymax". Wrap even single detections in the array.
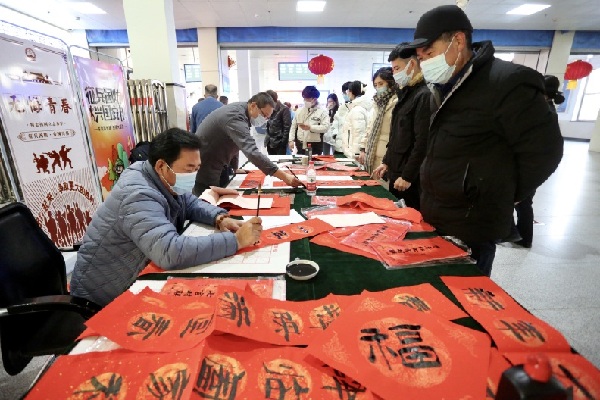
[
  {"xmin": 564, "ymin": 60, "xmax": 593, "ymax": 81},
  {"xmin": 227, "ymin": 55, "xmax": 236, "ymax": 69},
  {"xmin": 308, "ymin": 54, "xmax": 334, "ymax": 84}
]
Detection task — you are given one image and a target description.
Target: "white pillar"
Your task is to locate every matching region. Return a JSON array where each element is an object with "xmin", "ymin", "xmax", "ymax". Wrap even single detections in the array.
[
  {"xmin": 546, "ymin": 31, "xmax": 575, "ymax": 85},
  {"xmin": 589, "ymin": 112, "xmax": 600, "ymax": 152},
  {"xmin": 197, "ymin": 28, "xmax": 220, "ymax": 90},
  {"xmin": 123, "ymin": 0, "xmax": 180, "ymax": 83},
  {"xmin": 237, "ymin": 50, "xmax": 252, "ymax": 101}
]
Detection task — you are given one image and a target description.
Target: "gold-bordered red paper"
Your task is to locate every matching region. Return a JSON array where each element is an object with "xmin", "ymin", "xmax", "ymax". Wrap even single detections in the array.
[
  {"xmin": 442, "ymin": 276, "xmax": 572, "ymax": 353},
  {"xmin": 307, "ymin": 306, "xmax": 491, "ymax": 400},
  {"xmin": 503, "ymin": 352, "xmax": 600, "ymax": 400},
  {"xmin": 85, "ymin": 287, "xmax": 216, "ymax": 352},
  {"xmin": 26, "ymin": 347, "xmax": 203, "ymax": 400}
]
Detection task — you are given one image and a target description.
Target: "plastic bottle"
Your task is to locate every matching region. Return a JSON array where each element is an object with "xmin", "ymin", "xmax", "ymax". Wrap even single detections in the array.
[
  {"xmin": 306, "ymin": 161, "xmax": 317, "ymax": 196},
  {"xmin": 306, "ymin": 143, "xmax": 312, "ymax": 163}
]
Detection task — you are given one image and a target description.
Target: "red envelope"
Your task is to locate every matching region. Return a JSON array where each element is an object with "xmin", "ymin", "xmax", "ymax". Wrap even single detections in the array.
[
  {"xmin": 372, "ymin": 236, "xmax": 469, "ymax": 268},
  {"xmin": 26, "ymin": 347, "xmax": 203, "ymax": 400},
  {"xmin": 503, "ymin": 352, "xmax": 600, "ymax": 400},
  {"xmin": 442, "ymin": 276, "xmax": 572, "ymax": 353}
]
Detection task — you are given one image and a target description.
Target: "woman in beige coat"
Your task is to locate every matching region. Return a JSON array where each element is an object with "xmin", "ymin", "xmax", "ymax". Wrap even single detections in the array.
[{"xmin": 358, "ymin": 67, "xmax": 398, "ymax": 174}]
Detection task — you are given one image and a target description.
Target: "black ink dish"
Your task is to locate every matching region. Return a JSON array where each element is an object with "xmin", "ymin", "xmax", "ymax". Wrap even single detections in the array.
[{"xmin": 286, "ymin": 259, "xmax": 319, "ymax": 281}]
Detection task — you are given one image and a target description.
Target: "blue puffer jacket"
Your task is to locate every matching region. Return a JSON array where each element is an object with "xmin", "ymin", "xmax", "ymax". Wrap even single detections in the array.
[{"xmin": 70, "ymin": 161, "xmax": 238, "ymax": 306}]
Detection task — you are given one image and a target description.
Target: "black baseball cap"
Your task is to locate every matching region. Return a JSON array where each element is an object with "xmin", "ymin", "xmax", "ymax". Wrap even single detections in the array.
[{"xmin": 406, "ymin": 5, "xmax": 473, "ymax": 49}]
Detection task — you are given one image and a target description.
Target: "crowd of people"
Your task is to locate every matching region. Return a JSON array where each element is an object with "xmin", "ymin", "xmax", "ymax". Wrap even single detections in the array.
[{"xmin": 70, "ymin": 5, "xmax": 564, "ymax": 307}]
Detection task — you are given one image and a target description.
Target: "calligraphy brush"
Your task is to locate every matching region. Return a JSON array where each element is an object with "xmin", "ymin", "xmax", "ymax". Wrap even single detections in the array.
[
  {"xmin": 256, "ymin": 183, "xmax": 262, "ymax": 218},
  {"xmin": 285, "ymin": 166, "xmax": 307, "ymax": 189}
]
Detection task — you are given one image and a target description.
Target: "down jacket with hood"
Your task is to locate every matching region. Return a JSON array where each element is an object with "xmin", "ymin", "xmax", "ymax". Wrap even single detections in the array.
[
  {"xmin": 420, "ymin": 41, "xmax": 563, "ymax": 243},
  {"xmin": 341, "ymin": 95, "xmax": 372, "ymax": 158},
  {"xmin": 70, "ymin": 161, "xmax": 238, "ymax": 306}
]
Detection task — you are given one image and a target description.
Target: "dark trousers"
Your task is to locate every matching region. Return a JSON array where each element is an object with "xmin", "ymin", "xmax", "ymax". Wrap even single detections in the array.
[
  {"xmin": 464, "ymin": 240, "xmax": 497, "ymax": 277},
  {"xmin": 294, "ymin": 139, "xmax": 323, "ymax": 156},
  {"xmin": 267, "ymin": 143, "xmax": 287, "ymax": 155},
  {"xmin": 389, "ymin": 175, "xmax": 421, "ymax": 210},
  {"xmin": 322, "ymin": 143, "xmax": 334, "ymax": 155},
  {"xmin": 515, "ymin": 192, "xmax": 535, "ymax": 245}
]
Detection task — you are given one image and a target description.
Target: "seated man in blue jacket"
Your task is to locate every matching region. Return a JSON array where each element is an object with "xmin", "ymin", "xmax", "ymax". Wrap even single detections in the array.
[{"xmin": 70, "ymin": 128, "xmax": 262, "ymax": 307}]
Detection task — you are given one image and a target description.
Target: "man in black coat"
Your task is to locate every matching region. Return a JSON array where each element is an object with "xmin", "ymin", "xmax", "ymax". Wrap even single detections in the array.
[
  {"xmin": 405, "ymin": 5, "xmax": 563, "ymax": 276},
  {"xmin": 264, "ymin": 90, "xmax": 292, "ymax": 155},
  {"xmin": 373, "ymin": 43, "xmax": 431, "ymax": 210}
]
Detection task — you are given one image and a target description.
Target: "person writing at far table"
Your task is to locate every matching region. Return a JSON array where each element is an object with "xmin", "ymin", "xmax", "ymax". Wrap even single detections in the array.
[
  {"xmin": 70, "ymin": 128, "xmax": 263, "ymax": 307},
  {"xmin": 192, "ymin": 92, "xmax": 302, "ymax": 195}
]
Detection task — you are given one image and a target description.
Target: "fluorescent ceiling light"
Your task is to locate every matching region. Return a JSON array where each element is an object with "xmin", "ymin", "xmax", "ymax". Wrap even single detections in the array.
[
  {"xmin": 506, "ymin": 4, "xmax": 550, "ymax": 15},
  {"xmin": 297, "ymin": 1, "xmax": 326, "ymax": 12},
  {"xmin": 68, "ymin": 2, "xmax": 106, "ymax": 14}
]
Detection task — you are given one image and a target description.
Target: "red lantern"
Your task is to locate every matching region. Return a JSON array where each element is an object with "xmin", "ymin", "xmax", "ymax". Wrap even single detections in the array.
[
  {"xmin": 564, "ymin": 60, "xmax": 593, "ymax": 81},
  {"xmin": 308, "ymin": 54, "xmax": 334, "ymax": 84}
]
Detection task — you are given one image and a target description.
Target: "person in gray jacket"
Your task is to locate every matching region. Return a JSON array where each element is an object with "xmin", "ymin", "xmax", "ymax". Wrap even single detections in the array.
[
  {"xmin": 70, "ymin": 128, "xmax": 262, "ymax": 307},
  {"xmin": 192, "ymin": 92, "xmax": 302, "ymax": 195}
]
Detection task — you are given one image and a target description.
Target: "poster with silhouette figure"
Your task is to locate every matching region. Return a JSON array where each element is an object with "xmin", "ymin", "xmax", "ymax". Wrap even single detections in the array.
[
  {"xmin": 73, "ymin": 56, "xmax": 135, "ymax": 199},
  {"xmin": 0, "ymin": 33, "xmax": 102, "ymax": 248}
]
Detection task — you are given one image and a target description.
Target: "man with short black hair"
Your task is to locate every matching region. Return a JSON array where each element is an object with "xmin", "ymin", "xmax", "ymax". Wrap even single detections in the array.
[
  {"xmin": 193, "ymin": 92, "xmax": 302, "ymax": 194},
  {"xmin": 219, "ymin": 95, "xmax": 229, "ymax": 105},
  {"xmin": 405, "ymin": 5, "xmax": 563, "ymax": 275},
  {"xmin": 265, "ymin": 90, "xmax": 292, "ymax": 155},
  {"xmin": 190, "ymin": 84, "xmax": 222, "ymax": 133},
  {"xmin": 71, "ymin": 128, "xmax": 263, "ymax": 307}
]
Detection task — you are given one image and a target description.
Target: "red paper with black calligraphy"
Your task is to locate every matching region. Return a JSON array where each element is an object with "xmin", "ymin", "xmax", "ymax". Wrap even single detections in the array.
[
  {"xmin": 85, "ymin": 287, "xmax": 216, "ymax": 352},
  {"xmin": 341, "ymin": 223, "xmax": 410, "ymax": 257},
  {"xmin": 228, "ymin": 194, "xmax": 291, "ymax": 216},
  {"xmin": 486, "ymin": 348, "xmax": 512, "ymax": 399},
  {"xmin": 239, "ymin": 171, "xmax": 266, "ymax": 188},
  {"xmin": 215, "ymin": 287, "xmax": 348, "ymax": 346},
  {"xmin": 361, "ymin": 283, "xmax": 469, "ymax": 321},
  {"xmin": 160, "ymin": 277, "xmax": 275, "ymax": 299},
  {"xmin": 307, "ymin": 305, "xmax": 491, "ymax": 400},
  {"xmin": 237, "ymin": 218, "xmax": 333, "ymax": 254},
  {"xmin": 311, "ymin": 232, "xmax": 380, "ymax": 261},
  {"xmin": 503, "ymin": 352, "xmax": 600, "ymax": 400},
  {"xmin": 372, "ymin": 236, "xmax": 469, "ymax": 268},
  {"xmin": 26, "ymin": 347, "xmax": 203, "ymax": 400},
  {"xmin": 442, "ymin": 276, "xmax": 572, "ymax": 352}
]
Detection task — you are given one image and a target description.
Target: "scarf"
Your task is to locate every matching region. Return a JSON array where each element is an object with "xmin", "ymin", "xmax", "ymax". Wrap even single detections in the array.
[{"xmin": 365, "ymin": 89, "xmax": 394, "ymax": 174}]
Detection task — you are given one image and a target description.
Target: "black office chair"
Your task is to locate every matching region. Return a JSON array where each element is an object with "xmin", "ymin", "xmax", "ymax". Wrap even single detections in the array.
[{"xmin": 0, "ymin": 202, "xmax": 100, "ymax": 376}]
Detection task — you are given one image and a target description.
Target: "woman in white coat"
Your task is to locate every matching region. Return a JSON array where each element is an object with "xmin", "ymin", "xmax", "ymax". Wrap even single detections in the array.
[{"xmin": 341, "ymin": 81, "xmax": 372, "ymax": 159}]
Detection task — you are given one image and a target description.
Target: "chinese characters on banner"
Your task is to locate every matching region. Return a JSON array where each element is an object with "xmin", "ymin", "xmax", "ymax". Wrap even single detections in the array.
[
  {"xmin": 160, "ymin": 277, "xmax": 276, "ymax": 299},
  {"xmin": 372, "ymin": 236, "xmax": 469, "ymax": 268},
  {"xmin": 0, "ymin": 34, "xmax": 101, "ymax": 247},
  {"xmin": 73, "ymin": 56, "xmax": 136, "ymax": 199}
]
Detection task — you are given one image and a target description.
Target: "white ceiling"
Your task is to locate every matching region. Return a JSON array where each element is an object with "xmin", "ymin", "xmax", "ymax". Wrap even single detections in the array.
[{"xmin": 0, "ymin": 0, "xmax": 599, "ymax": 31}]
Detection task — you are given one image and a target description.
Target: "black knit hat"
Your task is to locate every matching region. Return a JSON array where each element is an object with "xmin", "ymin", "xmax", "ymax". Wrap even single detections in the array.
[
  {"xmin": 406, "ymin": 5, "xmax": 473, "ymax": 48},
  {"xmin": 302, "ymin": 86, "xmax": 320, "ymax": 99}
]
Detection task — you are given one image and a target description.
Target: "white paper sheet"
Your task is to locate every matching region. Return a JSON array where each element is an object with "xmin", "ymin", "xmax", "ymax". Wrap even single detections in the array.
[
  {"xmin": 243, "ymin": 209, "xmax": 305, "ymax": 229},
  {"xmin": 312, "ymin": 211, "xmax": 385, "ymax": 227},
  {"xmin": 200, "ymin": 189, "xmax": 273, "ymax": 209}
]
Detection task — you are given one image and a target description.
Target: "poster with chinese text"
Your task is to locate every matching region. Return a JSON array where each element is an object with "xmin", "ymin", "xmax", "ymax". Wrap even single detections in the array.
[
  {"xmin": 73, "ymin": 56, "xmax": 135, "ymax": 199},
  {"xmin": 0, "ymin": 34, "xmax": 101, "ymax": 247}
]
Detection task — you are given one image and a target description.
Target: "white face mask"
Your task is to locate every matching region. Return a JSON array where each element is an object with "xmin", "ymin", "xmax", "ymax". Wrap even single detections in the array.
[
  {"xmin": 251, "ymin": 114, "xmax": 267, "ymax": 127},
  {"xmin": 173, "ymin": 171, "xmax": 197, "ymax": 193},
  {"xmin": 393, "ymin": 60, "xmax": 415, "ymax": 88},
  {"xmin": 304, "ymin": 100, "xmax": 313, "ymax": 108},
  {"xmin": 420, "ymin": 36, "xmax": 459, "ymax": 84}
]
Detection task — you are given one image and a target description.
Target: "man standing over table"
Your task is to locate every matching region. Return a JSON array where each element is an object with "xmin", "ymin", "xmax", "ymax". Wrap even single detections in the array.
[
  {"xmin": 70, "ymin": 128, "xmax": 263, "ymax": 307},
  {"xmin": 193, "ymin": 92, "xmax": 302, "ymax": 195},
  {"xmin": 404, "ymin": 5, "xmax": 563, "ymax": 275}
]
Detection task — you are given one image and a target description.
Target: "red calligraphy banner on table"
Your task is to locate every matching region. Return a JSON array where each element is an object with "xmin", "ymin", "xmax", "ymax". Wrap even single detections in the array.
[
  {"xmin": 311, "ymin": 232, "xmax": 380, "ymax": 261},
  {"xmin": 486, "ymin": 348, "xmax": 512, "ymax": 399},
  {"xmin": 85, "ymin": 287, "xmax": 217, "ymax": 352},
  {"xmin": 442, "ymin": 276, "xmax": 572, "ymax": 353},
  {"xmin": 237, "ymin": 218, "xmax": 333, "ymax": 254},
  {"xmin": 307, "ymin": 306, "xmax": 491, "ymax": 400},
  {"xmin": 313, "ymin": 155, "xmax": 338, "ymax": 162},
  {"xmin": 326, "ymin": 162, "xmax": 360, "ymax": 171},
  {"xmin": 239, "ymin": 171, "xmax": 266, "ymax": 188},
  {"xmin": 26, "ymin": 347, "xmax": 203, "ymax": 400},
  {"xmin": 215, "ymin": 287, "xmax": 349, "ymax": 346},
  {"xmin": 372, "ymin": 236, "xmax": 469, "ymax": 268},
  {"xmin": 503, "ymin": 352, "xmax": 600, "ymax": 400},
  {"xmin": 341, "ymin": 224, "xmax": 410, "ymax": 257},
  {"xmin": 336, "ymin": 192, "xmax": 398, "ymax": 211},
  {"xmin": 228, "ymin": 195, "xmax": 291, "ymax": 216},
  {"xmin": 160, "ymin": 277, "xmax": 275, "ymax": 299}
]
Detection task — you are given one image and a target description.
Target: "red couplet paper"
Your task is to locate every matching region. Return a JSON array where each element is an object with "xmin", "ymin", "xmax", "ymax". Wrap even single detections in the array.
[
  {"xmin": 273, "ymin": 179, "xmax": 364, "ymax": 187},
  {"xmin": 239, "ymin": 171, "xmax": 266, "ymax": 189},
  {"xmin": 361, "ymin": 284, "xmax": 469, "ymax": 321},
  {"xmin": 85, "ymin": 287, "xmax": 217, "ymax": 352},
  {"xmin": 237, "ymin": 218, "xmax": 334, "ymax": 254},
  {"xmin": 228, "ymin": 195, "xmax": 291, "ymax": 216},
  {"xmin": 486, "ymin": 348, "xmax": 512, "ymax": 399},
  {"xmin": 336, "ymin": 192, "xmax": 398, "ymax": 211},
  {"xmin": 307, "ymin": 306, "xmax": 491, "ymax": 400},
  {"xmin": 372, "ymin": 236, "xmax": 469, "ymax": 268},
  {"xmin": 503, "ymin": 352, "xmax": 600, "ymax": 400},
  {"xmin": 442, "ymin": 276, "xmax": 572, "ymax": 353},
  {"xmin": 214, "ymin": 287, "xmax": 348, "ymax": 346},
  {"xmin": 341, "ymin": 224, "xmax": 410, "ymax": 257},
  {"xmin": 311, "ymin": 232, "xmax": 380, "ymax": 261},
  {"xmin": 160, "ymin": 277, "xmax": 275, "ymax": 299},
  {"xmin": 26, "ymin": 347, "xmax": 203, "ymax": 400},
  {"xmin": 312, "ymin": 154, "xmax": 338, "ymax": 162},
  {"xmin": 326, "ymin": 162, "xmax": 360, "ymax": 171}
]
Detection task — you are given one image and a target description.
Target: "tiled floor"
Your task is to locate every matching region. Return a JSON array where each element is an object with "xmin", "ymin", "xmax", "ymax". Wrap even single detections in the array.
[{"xmin": 2, "ymin": 139, "xmax": 598, "ymax": 399}]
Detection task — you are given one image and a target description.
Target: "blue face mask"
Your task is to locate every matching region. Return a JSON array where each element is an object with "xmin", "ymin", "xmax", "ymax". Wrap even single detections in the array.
[
  {"xmin": 342, "ymin": 93, "xmax": 350, "ymax": 102},
  {"xmin": 375, "ymin": 86, "xmax": 388, "ymax": 94},
  {"xmin": 173, "ymin": 171, "xmax": 197, "ymax": 193}
]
